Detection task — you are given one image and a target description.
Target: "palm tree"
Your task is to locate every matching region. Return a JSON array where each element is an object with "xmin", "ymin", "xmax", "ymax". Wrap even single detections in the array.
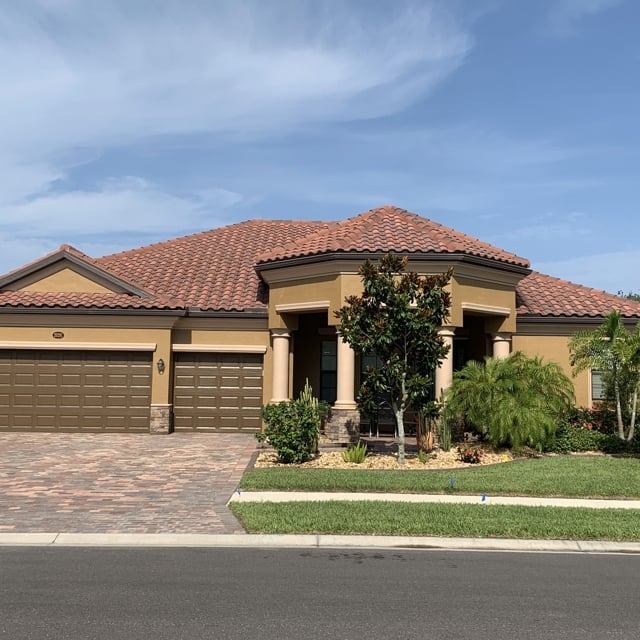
[
  {"xmin": 569, "ymin": 311, "xmax": 640, "ymax": 441},
  {"xmin": 442, "ymin": 352, "xmax": 574, "ymax": 452}
]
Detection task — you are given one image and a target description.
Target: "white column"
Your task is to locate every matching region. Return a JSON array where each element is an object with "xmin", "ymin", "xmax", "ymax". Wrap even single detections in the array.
[
  {"xmin": 435, "ymin": 327, "xmax": 456, "ymax": 400},
  {"xmin": 270, "ymin": 329, "xmax": 290, "ymax": 402},
  {"xmin": 334, "ymin": 331, "xmax": 357, "ymax": 410},
  {"xmin": 492, "ymin": 333, "xmax": 512, "ymax": 359}
]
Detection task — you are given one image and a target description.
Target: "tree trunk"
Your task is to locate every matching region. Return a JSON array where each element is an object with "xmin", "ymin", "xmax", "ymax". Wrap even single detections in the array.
[
  {"xmin": 393, "ymin": 401, "xmax": 405, "ymax": 465},
  {"xmin": 628, "ymin": 388, "xmax": 638, "ymax": 442},
  {"xmin": 614, "ymin": 374, "xmax": 625, "ymax": 440}
]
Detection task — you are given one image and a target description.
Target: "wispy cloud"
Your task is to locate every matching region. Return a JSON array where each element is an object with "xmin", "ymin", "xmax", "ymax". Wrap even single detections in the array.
[
  {"xmin": 544, "ymin": 0, "xmax": 625, "ymax": 37},
  {"xmin": 0, "ymin": 1, "xmax": 472, "ymax": 272}
]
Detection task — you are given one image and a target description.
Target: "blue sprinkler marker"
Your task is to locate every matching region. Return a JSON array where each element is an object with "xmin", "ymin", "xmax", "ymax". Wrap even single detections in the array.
[{"xmin": 449, "ymin": 475, "xmax": 456, "ymax": 488}]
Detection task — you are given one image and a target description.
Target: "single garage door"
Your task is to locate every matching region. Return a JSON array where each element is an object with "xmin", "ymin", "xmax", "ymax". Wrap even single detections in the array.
[
  {"xmin": 0, "ymin": 350, "xmax": 152, "ymax": 432},
  {"xmin": 173, "ymin": 352, "xmax": 263, "ymax": 432}
]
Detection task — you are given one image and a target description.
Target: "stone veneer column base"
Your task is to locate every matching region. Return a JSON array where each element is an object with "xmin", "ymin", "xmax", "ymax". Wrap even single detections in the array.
[
  {"xmin": 150, "ymin": 404, "xmax": 173, "ymax": 434},
  {"xmin": 325, "ymin": 408, "xmax": 360, "ymax": 444}
]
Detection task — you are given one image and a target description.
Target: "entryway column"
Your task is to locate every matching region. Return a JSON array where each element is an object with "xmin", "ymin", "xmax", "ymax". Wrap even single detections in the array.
[
  {"xmin": 492, "ymin": 333, "xmax": 512, "ymax": 359},
  {"xmin": 270, "ymin": 329, "xmax": 290, "ymax": 402},
  {"xmin": 334, "ymin": 331, "xmax": 356, "ymax": 410},
  {"xmin": 435, "ymin": 327, "xmax": 456, "ymax": 400},
  {"xmin": 325, "ymin": 329, "xmax": 359, "ymax": 444}
]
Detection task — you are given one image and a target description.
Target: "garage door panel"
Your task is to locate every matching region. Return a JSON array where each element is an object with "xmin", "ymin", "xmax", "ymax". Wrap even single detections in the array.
[
  {"xmin": 35, "ymin": 394, "xmax": 57, "ymax": 407},
  {"xmin": 61, "ymin": 373, "xmax": 82, "ymax": 386},
  {"xmin": 37, "ymin": 373, "xmax": 58, "ymax": 386},
  {"xmin": 173, "ymin": 353, "xmax": 263, "ymax": 432},
  {"xmin": 0, "ymin": 350, "xmax": 151, "ymax": 432}
]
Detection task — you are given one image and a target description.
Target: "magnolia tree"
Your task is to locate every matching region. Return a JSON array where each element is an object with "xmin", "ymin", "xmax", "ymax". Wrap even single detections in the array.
[
  {"xmin": 335, "ymin": 254, "xmax": 451, "ymax": 464},
  {"xmin": 570, "ymin": 310, "xmax": 640, "ymax": 442}
]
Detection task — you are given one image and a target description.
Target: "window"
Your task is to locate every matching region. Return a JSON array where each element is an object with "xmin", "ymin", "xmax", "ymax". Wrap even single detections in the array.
[
  {"xmin": 319, "ymin": 340, "xmax": 337, "ymax": 404},
  {"xmin": 591, "ymin": 370, "xmax": 605, "ymax": 401}
]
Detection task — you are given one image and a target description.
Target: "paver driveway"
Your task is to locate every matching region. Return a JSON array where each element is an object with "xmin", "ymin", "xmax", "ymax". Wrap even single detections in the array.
[{"xmin": 0, "ymin": 433, "xmax": 257, "ymax": 534}]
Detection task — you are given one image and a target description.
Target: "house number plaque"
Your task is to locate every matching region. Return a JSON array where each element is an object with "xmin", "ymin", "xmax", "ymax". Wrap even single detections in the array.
[{"xmin": 52, "ymin": 331, "xmax": 64, "ymax": 339}]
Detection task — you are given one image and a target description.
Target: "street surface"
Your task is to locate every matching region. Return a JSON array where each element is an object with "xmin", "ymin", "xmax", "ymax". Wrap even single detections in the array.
[{"xmin": 1, "ymin": 547, "xmax": 638, "ymax": 639}]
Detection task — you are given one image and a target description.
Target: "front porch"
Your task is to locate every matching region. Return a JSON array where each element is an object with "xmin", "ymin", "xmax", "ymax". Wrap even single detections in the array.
[{"xmin": 269, "ymin": 310, "xmax": 513, "ymax": 443}]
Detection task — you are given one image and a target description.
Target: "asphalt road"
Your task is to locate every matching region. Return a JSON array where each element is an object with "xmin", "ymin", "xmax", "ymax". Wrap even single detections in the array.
[{"xmin": 1, "ymin": 547, "xmax": 638, "ymax": 639}]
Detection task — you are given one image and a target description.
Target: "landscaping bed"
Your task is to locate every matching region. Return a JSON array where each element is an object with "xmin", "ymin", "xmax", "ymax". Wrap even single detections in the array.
[{"xmin": 255, "ymin": 443, "xmax": 518, "ymax": 470}]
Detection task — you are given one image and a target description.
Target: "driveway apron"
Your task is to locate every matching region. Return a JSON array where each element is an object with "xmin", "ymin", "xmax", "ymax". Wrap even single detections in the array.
[{"xmin": 0, "ymin": 433, "xmax": 257, "ymax": 534}]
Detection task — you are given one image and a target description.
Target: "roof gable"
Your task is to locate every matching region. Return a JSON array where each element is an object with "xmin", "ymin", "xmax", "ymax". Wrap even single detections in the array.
[
  {"xmin": 256, "ymin": 205, "xmax": 531, "ymax": 269},
  {"xmin": 0, "ymin": 245, "xmax": 152, "ymax": 297}
]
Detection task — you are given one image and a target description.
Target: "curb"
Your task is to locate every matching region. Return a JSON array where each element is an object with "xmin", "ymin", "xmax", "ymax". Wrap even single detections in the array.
[{"xmin": 1, "ymin": 532, "xmax": 640, "ymax": 554}]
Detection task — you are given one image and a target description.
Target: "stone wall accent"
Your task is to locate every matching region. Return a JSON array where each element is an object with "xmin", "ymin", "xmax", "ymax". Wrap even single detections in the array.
[
  {"xmin": 150, "ymin": 404, "xmax": 172, "ymax": 434},
  {"xmin": 325, "ymin": 408, "xmax": 360, "ymax": 444}
]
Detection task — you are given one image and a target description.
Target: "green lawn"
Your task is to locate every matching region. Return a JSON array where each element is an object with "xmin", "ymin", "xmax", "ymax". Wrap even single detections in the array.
[
  {"xmin": 229, "ymin": 501, "xmax": 640, "ymax": 540},
  {"xmin": 240, "ymin": 456, "xmax": 640, "ymax": 498}
]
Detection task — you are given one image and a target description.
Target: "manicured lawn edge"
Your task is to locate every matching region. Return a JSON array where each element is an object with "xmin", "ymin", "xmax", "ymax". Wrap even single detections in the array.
[
  {"xmin": 229, "ymin": 501, "xmax": 640, "ymax": 541},
  {"xmin": 240, "ymin": 456, "xmax": 640, "ymax": 498}
]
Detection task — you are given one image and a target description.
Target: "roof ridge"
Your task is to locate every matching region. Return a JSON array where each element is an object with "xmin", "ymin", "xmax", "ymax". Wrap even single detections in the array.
[{"xmin": 256, "ymin": 205, "xmax": 530, "ymax": 268}]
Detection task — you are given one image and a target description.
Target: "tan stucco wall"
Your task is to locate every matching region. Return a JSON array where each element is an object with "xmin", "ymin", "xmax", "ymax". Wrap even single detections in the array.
[
  {"xmin": 19, "ymin": 268, "xmax": 114, "ymax": 293},
  {"xmin": 511, "ymin": 333, "xmax": 591, "ymax": 407},
  {"xmin": 450, "ymin": 277, "xmax": 516, "ymax": 332},
  {"xmin": 268, "ymin": 276, "xmax": 340, "ymax": 328}
]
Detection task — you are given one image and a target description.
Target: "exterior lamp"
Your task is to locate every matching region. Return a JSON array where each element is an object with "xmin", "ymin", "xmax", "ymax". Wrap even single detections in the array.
[{"xmin": 157, "ymin": 358, "xmax": 165, "ymax": 374}]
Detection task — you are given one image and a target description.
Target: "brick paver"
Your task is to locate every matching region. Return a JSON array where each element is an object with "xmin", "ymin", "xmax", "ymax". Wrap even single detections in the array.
[{"xmin": 0, "ymin": 433, "xmax": 257, "ymax": 534}]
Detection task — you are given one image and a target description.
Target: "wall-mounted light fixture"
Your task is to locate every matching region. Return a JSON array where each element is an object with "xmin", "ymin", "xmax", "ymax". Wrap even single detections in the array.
[{"xmin": 157, "ymin": 358, "xmax": 165, "ymax": 374}]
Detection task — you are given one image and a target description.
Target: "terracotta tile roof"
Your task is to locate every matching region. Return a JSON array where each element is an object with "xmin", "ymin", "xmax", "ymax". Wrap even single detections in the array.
[
  {"xmin": 257, "ymin": 205, "xmax": 530, "ymax": 268},
  {"xmin": 4, "ymin": 207, "xmax": 637, "ymax": 319},
  {"xmin": 0, "ymin": 291, "xmax": 183, "ymax": 310},
  {"xmin": 516, "ymin": 272, "xmax": 640, "ymax": 318},
  {"xmin": 97, "ymin": 219, "xmax": 331, "ymax": 312}
]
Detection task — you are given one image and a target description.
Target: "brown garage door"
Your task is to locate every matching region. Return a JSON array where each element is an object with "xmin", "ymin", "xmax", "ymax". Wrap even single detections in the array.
[
  {"xmin": 0, "ymin": 350, "xmax": 152, "ymax": 432},
  {"xmin": 173, "ymin": 353, "xmax": 263, "ymax": 432}
]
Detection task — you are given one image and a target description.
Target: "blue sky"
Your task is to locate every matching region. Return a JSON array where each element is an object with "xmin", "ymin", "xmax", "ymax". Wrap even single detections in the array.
[{"xmin": 1, "ymin": 0, "xmax": 638, "ymax": 294}]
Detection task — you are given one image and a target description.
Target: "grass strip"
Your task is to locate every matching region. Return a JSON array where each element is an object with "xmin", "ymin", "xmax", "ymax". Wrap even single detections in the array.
[
  {"xmin": 229, "ymin": 501, "xmax": 640, "ymax": 541},
  {"xmin": 241, "ymin": 456, "xmax": 640, "ymax": 498}
]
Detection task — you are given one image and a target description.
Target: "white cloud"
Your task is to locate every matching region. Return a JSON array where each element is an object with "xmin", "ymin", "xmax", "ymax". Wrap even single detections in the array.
[
  {"xmin": 0, "ymin": 1, "xmax": 471, "ymax": 150},
  {"xmin": 545, "ymin": 0, "xmax": 625, "ymax": 37},
  {"xmin": 0, "ymin": 177, "xmax": 241, "ymax": 237},
  {"xmin": 0, "ymin": 177, "xmax": 246, "ymax": 274},
  {"xmin": 0, "ymin": 0, "xmax": 472, "ymax": 273}
]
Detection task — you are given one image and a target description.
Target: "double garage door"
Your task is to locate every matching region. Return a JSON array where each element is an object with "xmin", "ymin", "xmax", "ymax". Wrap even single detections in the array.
[
  {"xmin": 0, "ymin": 350, "xmax": 152, "ymax": 432},
  {"xmin": 0, "ymin": 349, "xmax": 263, "ymax": 433}
]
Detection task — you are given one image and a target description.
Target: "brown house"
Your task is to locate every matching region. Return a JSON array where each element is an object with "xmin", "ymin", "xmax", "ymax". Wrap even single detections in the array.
[{"xmin": 1, "ymin": 205, "xmax": 638, "ymax": 438}]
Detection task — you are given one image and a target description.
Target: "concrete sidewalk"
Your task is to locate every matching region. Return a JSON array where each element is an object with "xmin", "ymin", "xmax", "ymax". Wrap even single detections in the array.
[
  {"xmin": 229, "ymin": 491, "xmax": 640, "ymax": 509},
  {"xmin": 2, "ymin": 490, "xmax": 639, "ymax": 553}
]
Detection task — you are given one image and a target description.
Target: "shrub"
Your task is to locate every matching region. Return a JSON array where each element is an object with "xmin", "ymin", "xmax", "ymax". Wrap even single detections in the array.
[
  {"xmin": 437, "ymin": 417, "xmax": 453, "ymax": 452},
  {"xmin": 341, "ymin": 441, "xmax": 368, "ymax": 464},
  {"xmin": 257, "ymin": 381, "xmax": 322, "ymax": 464},
  {"xmin": 566, "ymin": 406, "xmax": 617, "ymax": 435},
  {"xmin": 544, "ymin": 425, "xmax": 607, "ymax": 454},
  {"xmin": 600, "ymin": 434, "xmax": 640, "ymax": 455},
  {"xmin": 457, "ymin": 446, "xmax": 483, "ymax": 464},
  {"xmin": 442, "ymin": 352, "xmax": 575, "ymax": 452}
]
